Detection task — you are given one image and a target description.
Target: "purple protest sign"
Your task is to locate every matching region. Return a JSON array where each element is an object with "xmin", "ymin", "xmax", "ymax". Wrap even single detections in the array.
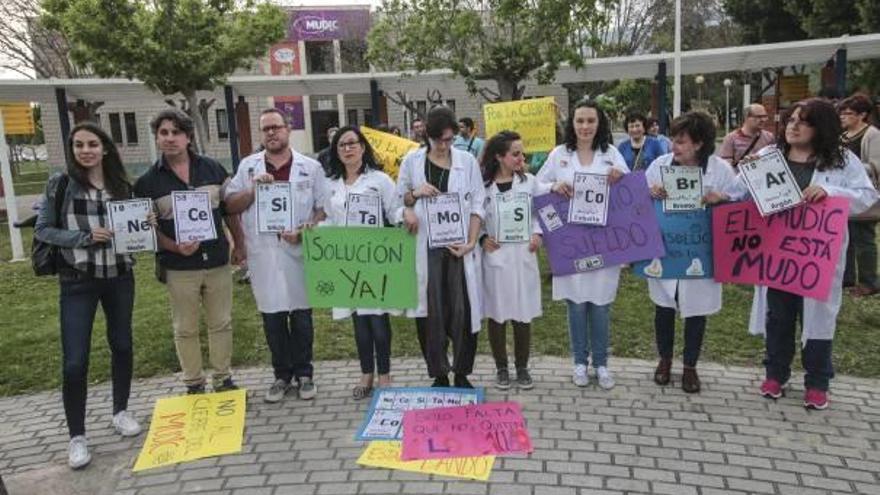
[
  {"xmin": 288, "ymin": 9, "xmax": 371, "ymax": 41},
  {"xmin": 534, "ymin": 172, "xmax": 664, "ymax": 276}
]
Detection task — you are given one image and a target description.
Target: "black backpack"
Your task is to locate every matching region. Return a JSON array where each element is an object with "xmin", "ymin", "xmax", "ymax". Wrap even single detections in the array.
[{"xmin": 32, "ymin": 175, "xmax": 70, "ymax": 276}]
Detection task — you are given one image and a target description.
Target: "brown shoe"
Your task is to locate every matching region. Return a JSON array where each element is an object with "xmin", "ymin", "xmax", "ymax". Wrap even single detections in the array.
[
  {"xmin": 654, "ymin": 358, "xmax": 672, "ymax": 386},
  {"xmin": 682, "ymin": 366, "xmax": 701, "ymax": 394}
]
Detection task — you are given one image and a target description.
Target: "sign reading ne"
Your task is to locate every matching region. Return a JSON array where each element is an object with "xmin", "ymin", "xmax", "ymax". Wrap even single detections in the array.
[
  {"xmin": 534, "ymin": 172, "xmax": 665, "ymax": 276},
  {"xmin": 108, "ymin": 199, "xmax": 156, "ymax": 254},
  {"xmin": 256, "ymin": 182, "xmax": 294, "ymax": 233},
  {"xmin": 712, "ymin": 198, "xmax": 848, "ymax": 301},
  {"xmin": 361, "ymin": 126, "xmax": 420, "ymax": 180},
  {"xmin": 425, "ymin": 193, "xmax": 466, "ymax": 248},
  {"xmin": 660, "ymin": 165, "xmax": 703, "ymax": 212},
  {"xmin": 739, "ymin": 149, "xmax": 804, "ymax": 217},
  {"xmin": 355, "ymin": 387, "xmax": 483, "ymax": 441},
  {"xmin": 357, "ymin": 441, "xmax": 495, "ymax": 481},
  {"xmin": 401, "ymin": 402, "xmax": 534, "ymax": 461},
  {"xmin": 569, "ymin": 172, "xmax": 610, "ymax": 225},
  {"xmin": 633, "ymin": 201, "xmax": 713, "ymax": 279},
  {"xmin": 483, "ymin": 97, "xmax": 556, "ymax": 153},
  {"xmin": 495, "ymin": 192, "xmax": 531, "ymax": 243},
  {"xmin": 346, "ymin": 192, "xmax": 382, "ymax": 226},
  {"xmin": 303, "ymin": 227, "xmax": 417, "ymax": 309},
  {"xmin": 133, "ymin": 390, "xmax": 246, "ymax": 472},
  {"xmin": 172, "ymin": 191, "xmax": 217, "ymax": 242}
]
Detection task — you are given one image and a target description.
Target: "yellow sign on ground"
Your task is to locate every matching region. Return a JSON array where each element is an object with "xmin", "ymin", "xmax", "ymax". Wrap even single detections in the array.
[
  {"xmin": 483, "ymin": 97, "xmax": 556, "ymax": 153},
  {"xmin": 133, "ymin": 390, "xmax": 246, "ymax": 472},
  {"xmin": 0, "ymin": 102, "xmax": 35, "ymax": 135},
  {"xmin": 361, "ymin": 127, "xmax": 420, "ymax": 180},
  {"xmin": 356, "ymin": 441, "xmax": 495, "ymax": 481}
]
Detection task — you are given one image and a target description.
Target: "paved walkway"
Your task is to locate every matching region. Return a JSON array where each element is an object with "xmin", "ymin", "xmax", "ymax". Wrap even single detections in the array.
[{"xmin": 1, "ymin": 356, "xmax": 879, "ymax": 495}]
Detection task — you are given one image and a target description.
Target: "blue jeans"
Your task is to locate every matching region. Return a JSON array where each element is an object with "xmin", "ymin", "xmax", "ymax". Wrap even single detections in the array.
[
  {"xmin": 566, "ymin": 300, "xmax": 611, "ymax": 367},
  {"xmin": 261, "ymin": 309, "xmax": 314, "ymax": 383},
  {"xmin": 59, "ymin": 270, "xmax": 135, "ymax": 437},
  {"xmin": 352, "ymin": 314, "xmax": 392, "ymax": 375}
]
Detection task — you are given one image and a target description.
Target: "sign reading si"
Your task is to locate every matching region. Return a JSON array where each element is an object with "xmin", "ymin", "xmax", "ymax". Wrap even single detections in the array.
[
  {"xmin": 303, "ymin": 227, "xmax": 417, "ymax": 309},
  {"xmin": 401, "ymin": 402, "xmax": 534, "ymax": 460},
  {"xmin": 256, "ymin": 182, "xmax": 294, "ymax": 233},
  {"xmin": 172, "ymin": 191, "xmax": 217, "ymax": 242},
  {"xmin": 712, "ymin": 198, "xmax": 848, "ymax": 301},
  {"xmin": 483, "ymin": 97, "xmax": 556, "ymax": 153},
  {"xmin": 133, "ymin": 390, "xmax": 246, "ymax": 471},
  {"xmin": 660, "ymin": 165, "xmax": 703, "ymax": 212},
  {"xmin": 633, "ymin": 201, "xmax": 713, "ymax": 279},
  {"xmin": 108, "ymin": 199, "xmax": 156, "ymax": 254},
  {"xmin": 739, "ymin": 149, "xmax": 804, "ymax": 217},
  {"xmin": 535, "ymin": 172, "xmax": 665, "ymax": 276}
]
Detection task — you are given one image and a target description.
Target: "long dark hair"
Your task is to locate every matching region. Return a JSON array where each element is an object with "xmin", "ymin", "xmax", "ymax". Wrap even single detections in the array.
[
  {"xmin": 481, "ymin": 131, "xmax": 526, "ymax": 186},
  {"xmin": 66, "ymin": 122, "xmax": 130, "ymax": 199},
  {"xmin": 326, "ymin": 126, "xmax": 382, "ymax": 180},
  {"xmin": 564, "ymin": 99, "xmax": 611, "ymax": 153},
  {"xmin": 779, "ymin": 98, "xmax": 845, "ymax": 171}
]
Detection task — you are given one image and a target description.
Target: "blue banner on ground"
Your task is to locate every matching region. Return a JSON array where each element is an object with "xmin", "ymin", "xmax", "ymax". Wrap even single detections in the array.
[{"xmin": 355, "ymin": 387, "xmax": 483, "ymax": 441}]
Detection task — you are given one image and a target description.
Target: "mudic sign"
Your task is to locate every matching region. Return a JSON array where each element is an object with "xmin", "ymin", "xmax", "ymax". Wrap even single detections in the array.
[
  {"xmin": 295, "ymin": 17, "xmax": 339, "ymax": 35},
  {"xmin": 288, "ymin": 9, "xmax": 371, "ymax": 41}
]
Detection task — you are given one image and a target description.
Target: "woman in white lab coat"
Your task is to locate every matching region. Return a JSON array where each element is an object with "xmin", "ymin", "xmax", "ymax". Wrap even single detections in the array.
[
  {"xmin": 480, "ymin": 131, "xmax": 549, "ymax": 391},
  {"xmin": 395, "ymin": 106, "xmax": 486, "ymax": 388},
  {"xmin": 322, "ymin": 126, "xmax": 401, "ymax": 399},
  {"xmin": 645, "ymin": 111, "xmax": 739, "ymax": 394},
  {"xmin": 536, "ymin": 100, "xmax": 629, "ymax": 390},
  {"xmin": 746, "ymin": 98, "xmax": 878, "ymax": 410}
]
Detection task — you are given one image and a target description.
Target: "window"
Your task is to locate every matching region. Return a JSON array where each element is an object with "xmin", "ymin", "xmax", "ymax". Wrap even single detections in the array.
[
  {"xmin": 108, "ymin": 113, "xmax": 123, "ymax": 144},
  {"xmin": 363, "ymin": 109, "xmax": 373, "ymax": 126},
  {"xmin": 347, "ymin": 109, "xmax": 358, "ymax": 127},
  {"xmin": 305, "ymin": 40, "xmax": 335, "ymax": 74},
  {"xmin": 340, "ymin": 40, "xmax": 368, "ymax": 73},
  {"xmin": 123, "ymin": 112, "xmax": 138, "ymax": 144},
  {"xmin": 445, "ymin": 100, "xmax": 456, "ymax": 113},
  {"xmin": 416, "ymin": 100, "xmax": 427, "ymax": 118},
  {"xmin": 216, "ymin": 109, "xmax": 229, "ymax": 140}
]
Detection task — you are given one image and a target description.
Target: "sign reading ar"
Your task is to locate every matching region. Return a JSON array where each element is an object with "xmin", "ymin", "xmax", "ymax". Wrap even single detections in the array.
[{"xmin": 739, "ymin": 149, "xmax": 804, "ymax": 217}]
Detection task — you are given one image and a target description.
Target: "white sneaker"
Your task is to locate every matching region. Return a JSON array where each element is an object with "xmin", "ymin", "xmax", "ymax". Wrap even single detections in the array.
[
  {"xmin": 572, "ymin": 364, "xmax": 589, "ymax": 387},
  {"xmin": 596, "ymin": 366, "xmax": 615, "ymax": 390},
  {"xmin": 68, "ymin": 435, "xmax": 91, "ymax": 469},
  {"xmin": 112, "ymin": 410, "xmax": 142, "ymax": 437}
]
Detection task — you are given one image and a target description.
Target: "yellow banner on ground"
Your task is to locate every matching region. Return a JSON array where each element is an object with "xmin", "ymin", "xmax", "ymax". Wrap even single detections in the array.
[
  {"xmin": 0, "ymin": 102, "xmax": 35, "ymax": 135},
  {"xmin": 483, "ymin": 97, "xmax": 556, "ymax": 153},
  {"xmin": 133, "ymin": 390, "xmax": 246, "ymax": 472},
  {"xmin": 361, "ymin": 127, "xmax": 420, "ymax": 179},
  {"xmin": 357, "ymin": 441, "xmax": 495, "ymax": 481}
]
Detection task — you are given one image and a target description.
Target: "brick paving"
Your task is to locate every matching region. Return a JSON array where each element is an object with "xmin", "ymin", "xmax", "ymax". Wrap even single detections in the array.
[{"xmin": 1, "ymin": 356, "xmax": 879, "ymax": 494}]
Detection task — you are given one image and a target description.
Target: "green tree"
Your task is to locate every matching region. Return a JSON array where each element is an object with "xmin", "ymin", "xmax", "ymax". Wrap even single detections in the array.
[
  {"xmin": 722, "ymin": 0, "xmax": 807, "ymax": 44},
  {"xmin": 366, "ymin": 0, "xmax": 607, "ymax": 101},
  {"xmin": 41, "ymin": 0, "xmax": 286, "ymax": 152}
]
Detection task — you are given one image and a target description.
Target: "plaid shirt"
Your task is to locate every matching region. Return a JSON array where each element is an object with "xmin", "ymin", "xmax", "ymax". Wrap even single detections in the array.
[{"xmin": 60, "ymin": 184, "xmax": 132, "ymax": 279}]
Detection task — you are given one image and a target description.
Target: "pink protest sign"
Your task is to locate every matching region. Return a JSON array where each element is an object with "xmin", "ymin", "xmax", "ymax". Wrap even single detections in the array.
[
  {"xmin": 712, "ymin": 198, "xmax": 849, "ymax": 301},
  {"xmin": 400, "ymin": 402, "xmax": 533, "ymax": 461}
]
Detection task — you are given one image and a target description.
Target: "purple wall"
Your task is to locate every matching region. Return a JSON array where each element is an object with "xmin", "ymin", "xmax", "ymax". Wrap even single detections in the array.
[{"xmin": 289, "ymin": 9, "xmax": 371, "ymax": 41}]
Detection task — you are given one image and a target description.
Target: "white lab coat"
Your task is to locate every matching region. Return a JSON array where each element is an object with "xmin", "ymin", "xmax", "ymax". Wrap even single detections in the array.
[
  {"xmin": 481, "ymin": 173, "xmax": 550, "ymax": 323},
  {"xmin": 322, "ymin": 169, "xmax": 403, "ymax": 319},
  {"xmin": 395, "ymin": 147, "xmax": 486, "ymax": 333},
  {"xmin": 644, "ymin": 154, "xmax": 740, "ymax": 317},
  {"xmin": 535, "ymin": 144, "xmax": 630, "ymax": 304},
  {"xmin": 225, "ymin": 149, "xmax": 326, "ymax": 313},
  {"xmin": 746, "ymin": 146, "xmax": 879, "ymax": 344}
]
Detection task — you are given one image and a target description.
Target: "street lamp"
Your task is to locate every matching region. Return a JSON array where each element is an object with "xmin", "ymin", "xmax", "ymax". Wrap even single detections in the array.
[
  {"xmin": 695, "ymin": 75, "xmax": 705, "ymax": 109},
  {"xmin": 723, "ymin": 78, "xmax": 733, "ymax": 135}
]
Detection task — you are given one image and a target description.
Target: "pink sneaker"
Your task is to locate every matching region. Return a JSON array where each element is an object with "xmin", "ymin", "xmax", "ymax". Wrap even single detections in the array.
[
  {"xmin": 804, "ymin": 388, "xmax": 829, "ymax": 410},
  {"xmin": 760, "ymin": 378, "xmax": 784, "ymax": 399}
]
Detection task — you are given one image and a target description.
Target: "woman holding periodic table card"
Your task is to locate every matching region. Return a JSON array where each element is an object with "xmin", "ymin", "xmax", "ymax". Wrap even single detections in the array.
[
  {"xmin": 396, "ymin": 106, "xmax": 486, "ymax": 389},
  {"xmin": 536, "ymin": 100, "xmax": 629, "ymax": 390},
  {"xmin": 645, "ymin": 111, "xmax": 739, "ymax": 394},
  {"xmin": 479, "ymin": 131, "xmax": 550, "ymax": 390},
  {"xmin": 740, "ymin": 98, "xmax": 878, "ymax": 410},
  {"xmin": 321, "ymin": 126, "xmax": 401, "ymax": 399},
  {"xmin": 35, "ymin": 122, "xmax": 155, "ymax": 469}
]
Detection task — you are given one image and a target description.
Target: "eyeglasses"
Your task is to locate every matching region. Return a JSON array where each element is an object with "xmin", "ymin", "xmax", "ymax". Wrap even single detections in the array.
[
  {"xmin": 337, "ymin": 140, "xmax": 362, "ymax": 150},
  {"xmin": 261, "ymin": 124, "xmax": 287, "ymax": 134}
]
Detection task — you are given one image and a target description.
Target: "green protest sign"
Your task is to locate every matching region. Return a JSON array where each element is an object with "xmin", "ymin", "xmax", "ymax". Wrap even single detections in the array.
[{"xmin": 303, "ymin": 227, "xmax": 417, "ymax": 309}]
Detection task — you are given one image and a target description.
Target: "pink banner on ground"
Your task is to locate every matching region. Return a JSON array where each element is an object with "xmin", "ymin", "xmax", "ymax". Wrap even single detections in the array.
[
  {"xmin": 712, "ymin": 198, "xmax": 849, "ymax": 301},
  {"xmin": 400, "ymin": 402, "xmax": 533, "ymax": 461}
]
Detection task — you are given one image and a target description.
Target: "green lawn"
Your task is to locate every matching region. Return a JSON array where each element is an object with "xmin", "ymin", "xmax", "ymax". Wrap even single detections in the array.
[
  {"xmin": 9, "ymin": 160, "xmax": 53, "ymax": 196},
  {"xmin": 0, "ymin": 226, "xmax": 878, "ymax": 397}
]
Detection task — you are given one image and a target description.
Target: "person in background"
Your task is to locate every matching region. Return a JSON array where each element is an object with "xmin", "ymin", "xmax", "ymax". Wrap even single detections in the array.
[
  {"xmin": 646, "ymin": 117, "xmax": 672, "ymax": 153},
  {"xmin": 453, "ymin": 117, "xmax": 485, "ymax": 159},
  {"xmin": 617, "ymin": 112, "xmax": 666, "ymax": 171},
  {"xmin": 839, "ymin": 94, "xmax": 880, "ymax": 297},
  {"xmin": 718, "ymin": 104, "xmax": 775, "ymax": 169},
  {"xmin": 410, "ymin": 118, "xmax": 426, "ymax": 143},
  {"xmin": 536, "ymin": 100, "xmax": 629, "ymax": 391},
  {"xmin": 317, "ymin": 126, "xmax": 340, "ymax": 173},
  {"xmin": 748, "ymin": 98, "xmax": 878, "ymax": 410},
  {"xmin": 36, "ymin": 123, "xmax": 147, "ymax": 469}
]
